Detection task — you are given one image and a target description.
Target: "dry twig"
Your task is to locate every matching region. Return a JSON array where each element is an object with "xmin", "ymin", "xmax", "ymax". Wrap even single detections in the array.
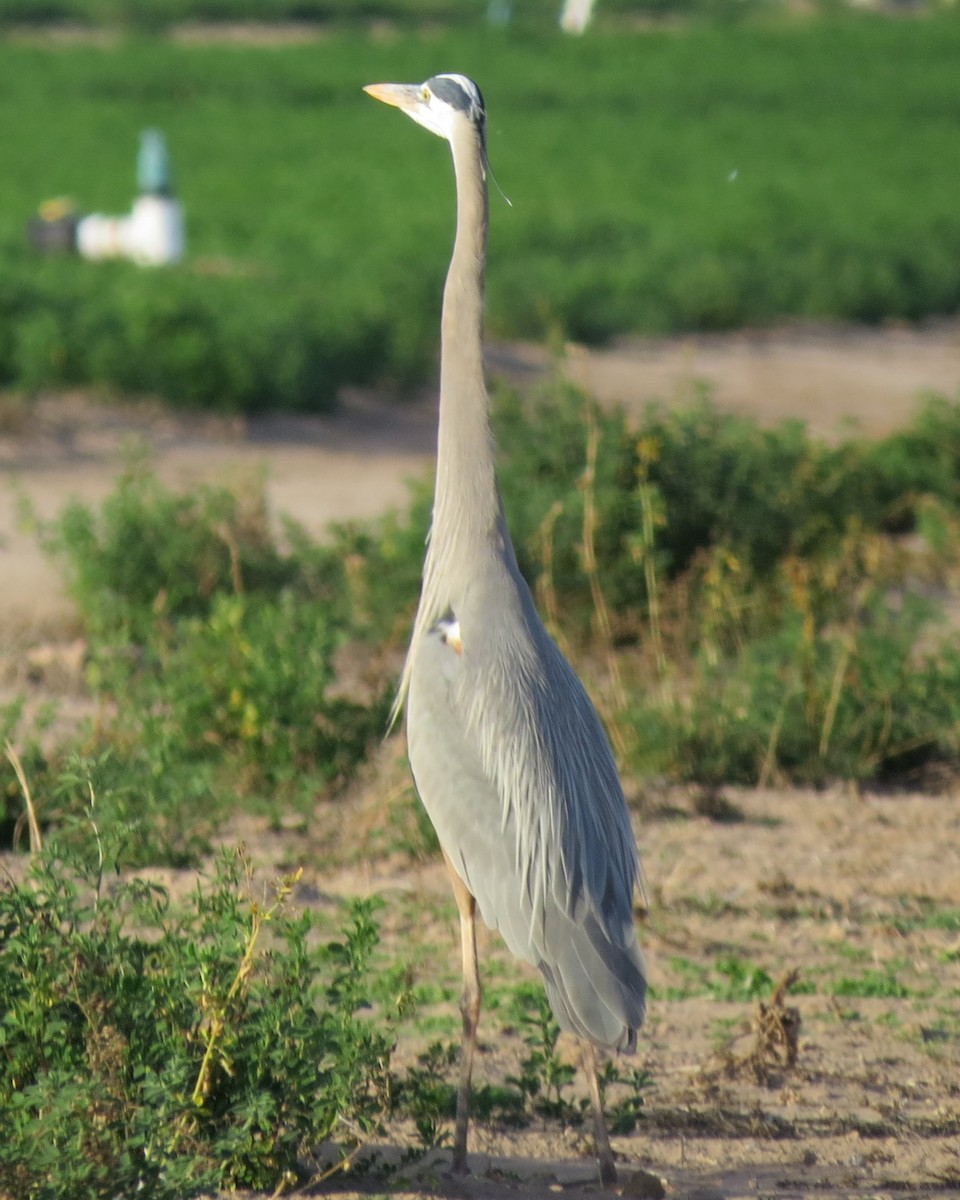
[{"xmin": 6, "ymin": 741, "xmax": 42, "ymax": 854}]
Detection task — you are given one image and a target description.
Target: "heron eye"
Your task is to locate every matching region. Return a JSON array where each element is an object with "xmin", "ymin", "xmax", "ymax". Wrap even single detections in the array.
[{"xmin": 421, "ymin": 86, "xmax": 430, "ymax": 101}]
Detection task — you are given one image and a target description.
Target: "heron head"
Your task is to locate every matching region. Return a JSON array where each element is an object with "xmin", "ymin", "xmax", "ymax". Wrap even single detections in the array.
[{"xmin": 363, "ymin": 74, "xmax": 486, "ymax": 146}]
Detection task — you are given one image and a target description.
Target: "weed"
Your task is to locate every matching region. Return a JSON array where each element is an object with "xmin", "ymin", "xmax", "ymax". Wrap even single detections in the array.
[
  {"xmin": 12, "ymin": 387, "xmax": 960, "ymax": 864},
  {"xmin": 494, "ymin": 386, "xmax": 960, "ymax": 791},
  {"xmin": 507, "ymin": 991, "xmax": 579, "ymax": 1123},
  {"xmin": 660, "ymin": 954, "xmax": 778, "ymax": 1002},
  {"xmin": 890, "ymin": 903, "xmax": 960, "ymax": 936},
  {"xmin": 632, "ymin": 434, "xmax": 668, "ymax": 678},
  {"xmin": 669, "ymin": 895, "xmax": 750, "ymax": 919},
  {"xmin": 391, "ymin": 1037, "xmax": 529, "ymax": 1153},
  {"xmin": 10, "ymin": 469, "xmax": 388, "ymax": 859},
  {"xmin": 596, "ymin": 1061, "xmax": 652, "ymax": 1136},
  {"xmin": 710, "ymin": 1015, "xmax": 742, "ymax": 1047},
  {"xmin": 833, "ymin": 971, "xmax": 912, "ymax": 999},
  {"xmin": 393, "ymin": 1042, "xmax": 457, "ymax": 1150},
  {"xmin": 711, "ymin": 956, "xmax": 774, "ymax": 1002},
  {"xmin": 830, "ymin": 941, "xmax": 872, "ymax": 963},
  {"xmin": 40, "ymin": 461, "xmax": 337, "ymax": 643},
  {"xmin": 0, "ymin": 700, "xmax": 54, "ymax": 842},
  {"xmin": 579, "ymin": 405, "xmax": 626, "ymax": 713},
  {"xmin": 4, "ymin": 741, "xmax": 41, "ymax": 854},
  {"xmin": 0, "ymin": 831, "xmax": 396, "ymax": 1198},
  {"xmin": 394, "ymin": 986, "xmax": 644, "ymax": 1142},
  {"xmin": 138, "ymin": 590, "xmax": 387, "ymax": 787}
]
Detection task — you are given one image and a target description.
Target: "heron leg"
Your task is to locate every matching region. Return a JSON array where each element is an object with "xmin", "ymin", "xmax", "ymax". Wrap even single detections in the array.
[
  {"xmin": 583, "ymin": 1040, "xmax": 617, "ymax": 1188},
  {"xmin": 444, "ymin": 853, "xmax": 481, "ymax": 1177}
]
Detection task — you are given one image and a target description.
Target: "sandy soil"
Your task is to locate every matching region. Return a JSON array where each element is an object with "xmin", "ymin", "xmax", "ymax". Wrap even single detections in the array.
[
  {"xmin": 0, "ymin": 386, "xmax": 437, "ymax": 631},
  {"xmin": 3, "ymin": 324, "xmax": 960, "ymax": 1198}
]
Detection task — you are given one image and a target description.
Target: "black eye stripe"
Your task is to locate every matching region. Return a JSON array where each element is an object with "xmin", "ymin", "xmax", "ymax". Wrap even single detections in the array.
[{"xmin": 427, "ymin": 74, "xmax": 485, "ymax": 124}]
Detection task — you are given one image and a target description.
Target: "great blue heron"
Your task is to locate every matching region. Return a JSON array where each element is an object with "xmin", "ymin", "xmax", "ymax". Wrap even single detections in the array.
[{"xmin": 364, "ymin": 73, "xmax": 647, "ymax": 1187}]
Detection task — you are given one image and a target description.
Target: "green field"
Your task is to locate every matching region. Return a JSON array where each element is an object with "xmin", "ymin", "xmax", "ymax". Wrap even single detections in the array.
[{"xmin": 2, "ymin": 14, "xmax": 960, "ymax": 409}]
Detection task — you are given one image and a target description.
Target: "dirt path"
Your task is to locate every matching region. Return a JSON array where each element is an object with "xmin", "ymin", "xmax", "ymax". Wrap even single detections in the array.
[
  {"xmin": 0, "ymin": 387, "xmax": 437, "ymax": 630},
  {"xmin": 494, "ymin": 319, "xmax": 960, "ymax": 441}
]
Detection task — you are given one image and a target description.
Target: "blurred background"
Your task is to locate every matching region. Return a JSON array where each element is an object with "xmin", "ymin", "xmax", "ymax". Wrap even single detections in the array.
[{"xmin": 2, "ymin": 0, "xmax": 959, "ymax": 413}]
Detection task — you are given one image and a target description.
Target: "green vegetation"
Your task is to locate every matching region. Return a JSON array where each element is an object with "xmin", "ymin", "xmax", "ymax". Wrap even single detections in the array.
[
  {"xmin": 4, "ymin": 383, "xmax": 960, "ymax": 1183},
  {"xmin": 393, "ymin": 990, "xmax": 649, "ymax": 1153},
  {"xmin": 494, "ymin": 385, "xmax": 960, "ymax": 787},
  {"xmin": 832, "ymin": 970, "xmax": 912, "ymax": 999},
  {"xmin": 0, "ymin": 0, "xmax": 582, "ymax": 27},
  {"xmin": 4, "ymin": 463, "xmax": 387, "ymax": 862},
  {"xmin": 2, "ymin": 16, "xmax": 960, "ymax": 409},
  {"xmin": 4, "ymin": 15, "xmax": 959, "ymax": 1189},
  {"xmin": 505, "ymin": 991, "xmax": 650, "ymax": 1133},
  {"xmin": 7, "ymin": 387, "xmax": 960, "ymax": 862},
  {"xmin": 0, "ymin": 834, "xmax": 395, "ymax": 1199},
  {"xmin": 509, "ymin": 990, "xmax": 579, "ymax": 1121},
  {"xmin": 658, "ymin": 954, "xmax": 797, "ymax": 1001},
  {"xmin": 891, "ymin": 904, "xmax": 960, "ymax": 936},
  {"xmin": 0, "ymin": 0, "xmax": 486, "ymax": 24},
  {"xmin": 0, "ymin": 797, "xmax": 655, "ymax": 1194}
]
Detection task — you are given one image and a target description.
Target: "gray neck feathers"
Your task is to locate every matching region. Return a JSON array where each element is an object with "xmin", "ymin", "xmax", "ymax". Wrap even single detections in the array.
[
  {"xmin": 393, "ymin": 120, "xmax": 504, "ymax": 722},
  {"xmin": 434, "ymin": 121, "xmax": 499, "ymax": 564}
]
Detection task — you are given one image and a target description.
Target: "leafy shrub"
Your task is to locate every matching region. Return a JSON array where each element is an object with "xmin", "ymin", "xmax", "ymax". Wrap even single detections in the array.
[
  {"xmin": 18, "ymin": 468, "xmax": 387, "ymax": 857},
  {"xmin": 0, "ymin": 0, "xmax": 805, "ymax": 30},
  {"xmin": 15, "ymin": 387, "xmax": 960, "ymax": 855},
  {"xmin": 0, "ymin": 836, "xmax": 395, "ymax": 1199},
  {"xmin": 45, "ymin": 460, "xmax": 309, "ymax": 641},
  {"xmin": 491, "ymin": 383, "xmax": 960, "ymax": 787},
  {"xmin": 138, "ymin": 591, "xmax": 386, "ymax": 787},
  {"xmin": 631, "ymin": 603, "xmax": 960, "ymax": 787},
  {"xmin": 322, "ymin": 479, "xmax": 434, "ymax": 641},
  {"xmin": 0, "ymin": 258, "xmax": 393, "ymax": 414},
  {"xmin": 493, "ymin": 384, "xmax": 960, "ymax": 625}
]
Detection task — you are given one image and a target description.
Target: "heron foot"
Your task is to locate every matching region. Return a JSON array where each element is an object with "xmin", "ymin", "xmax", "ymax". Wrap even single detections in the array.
[{"xmin": 598, "ymin": 1155, "xmax": 617, "ymax": 1189}]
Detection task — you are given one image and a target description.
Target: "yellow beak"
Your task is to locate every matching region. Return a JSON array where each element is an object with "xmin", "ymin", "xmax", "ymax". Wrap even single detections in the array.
[{"xmin": 363, "ymin": 82, "xmax": 421, "ymax": 114}]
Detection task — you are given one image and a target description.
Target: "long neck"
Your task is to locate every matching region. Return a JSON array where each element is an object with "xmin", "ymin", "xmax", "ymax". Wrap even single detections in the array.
[
  {"xmin": 430, "ymin": 121, "xmax": 500, "ymax": 562},
  {"xmin": 392, "ymin": 121, "xmax": 502, "ymax": 724}
]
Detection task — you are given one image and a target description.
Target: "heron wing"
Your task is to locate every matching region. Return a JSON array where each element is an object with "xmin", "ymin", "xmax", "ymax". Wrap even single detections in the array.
[{"xmin": 407, "ymin": 571, "xmax": 646, "ymax": 1049}]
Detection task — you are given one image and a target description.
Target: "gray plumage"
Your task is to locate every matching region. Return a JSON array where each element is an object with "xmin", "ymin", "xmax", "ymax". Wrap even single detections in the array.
[
  {"xmin": 408, "ymin": 547, "xmax": 646, "ymax": 1049},
  {"xmin": 364, "ymin": 72, "xmax": 646, "ymax": 1182}
]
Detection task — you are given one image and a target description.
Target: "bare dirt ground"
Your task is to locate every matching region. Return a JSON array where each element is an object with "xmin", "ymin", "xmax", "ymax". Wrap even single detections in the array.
[
  {"xmin": 304, "ymin": 773, "xmax": 960, "ymax": 1200},
  {"xmin": 2, "ymin": 323, "xmax": 960, "ymax": 1198}
]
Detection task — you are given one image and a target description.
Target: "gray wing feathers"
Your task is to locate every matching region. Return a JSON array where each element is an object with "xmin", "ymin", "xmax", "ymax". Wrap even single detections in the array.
[
  {"xmin": 540, "ymin": 909, "xmax": 645, "ymax": 1051},
  {"xmin": 407, "ymin": 578, "xmax": 647, "ymax": 1051}
]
